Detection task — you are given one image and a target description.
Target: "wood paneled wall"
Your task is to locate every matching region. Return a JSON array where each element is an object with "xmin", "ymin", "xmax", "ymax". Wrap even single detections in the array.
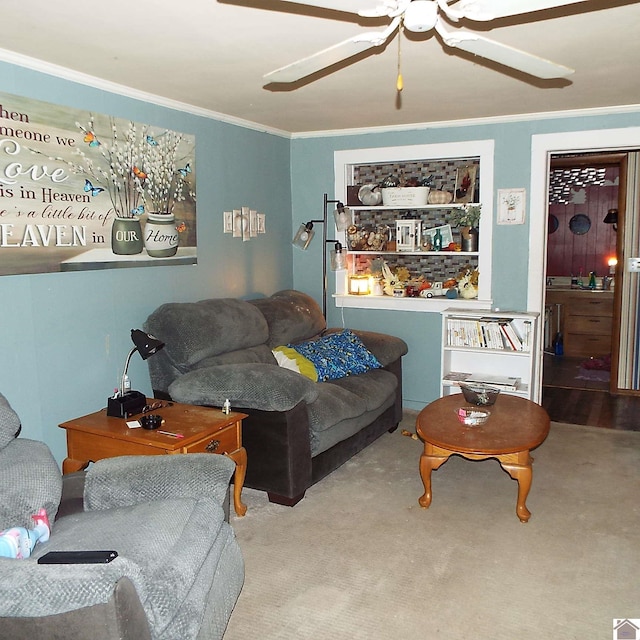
[{"xmin": 547, "ymin": 165, "xmax": 618, "ymax": 278}]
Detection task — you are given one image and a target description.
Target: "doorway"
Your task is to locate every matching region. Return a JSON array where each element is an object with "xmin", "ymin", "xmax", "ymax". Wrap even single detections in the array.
[
  {"xmin": 543, "ymin": 152, "xmax": 622, "ymax": 395},
  {"xmin": 529, "ymin": 127, "xmax": 640, "ymax": 429}
]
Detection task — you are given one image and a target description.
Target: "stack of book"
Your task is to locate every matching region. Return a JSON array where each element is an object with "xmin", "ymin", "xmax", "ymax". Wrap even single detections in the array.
[{"xmin": 446, "ymin": 316, "xmax": 530, "ymax": 351}]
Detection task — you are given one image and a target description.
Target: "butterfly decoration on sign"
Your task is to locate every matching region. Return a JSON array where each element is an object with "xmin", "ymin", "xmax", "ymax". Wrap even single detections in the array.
[
  {"xmin": 132, "ymin": 166, "xmax": 147, "ymax": 180},
  {"xmin": 83, "ymin": 131, "xmax": 100, "ymax": 147},
  {"xmin": 131, "ymin": 205, "xmax": 144, "ymax": 216},
  {"xmin": 177, "ymin": 163, "xmax": 191, "ymax": 178},
  {"xmin": 175, "ymin": 221, "xmax": 186, "ymax": 233},
  {"xmin": 83, "ymin": 179, "xmax": 104, "ymax": 197},
  {"xmin": 145, "ymin": 132, "xmax": 167, "ymax": 146}
]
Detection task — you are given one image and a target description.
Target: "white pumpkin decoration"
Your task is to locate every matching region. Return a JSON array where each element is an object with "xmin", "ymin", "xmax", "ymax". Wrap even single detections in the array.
[{"xmin": 427, "ymin": 190, "xmax": 453, "ymax": 205}]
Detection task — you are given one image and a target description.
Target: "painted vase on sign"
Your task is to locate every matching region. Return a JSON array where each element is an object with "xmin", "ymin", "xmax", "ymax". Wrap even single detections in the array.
[
  {"xmin": 111, "ymin": 217, "xmax": 143, "ymax": 255},
  {"xmin": 144, "ymin": 212, "xmax": 179, "ymax": 258}
]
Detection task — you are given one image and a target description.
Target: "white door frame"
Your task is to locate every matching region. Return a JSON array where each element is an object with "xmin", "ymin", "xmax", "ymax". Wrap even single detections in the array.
[{"xmin": 528, "ymin": 126, "xmax": 640, "ymax": 397}]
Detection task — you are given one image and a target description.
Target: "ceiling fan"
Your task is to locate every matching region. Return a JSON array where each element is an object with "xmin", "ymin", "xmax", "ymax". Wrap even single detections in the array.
[{"xmin": 262, "ymin": 0, "xmax": 588, "ymax": 84}]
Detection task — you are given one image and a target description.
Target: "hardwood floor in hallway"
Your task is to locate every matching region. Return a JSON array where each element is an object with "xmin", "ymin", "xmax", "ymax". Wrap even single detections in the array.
[{"xmin": 542, "ymin": 354, "xmax": 640, "ymax": 431}]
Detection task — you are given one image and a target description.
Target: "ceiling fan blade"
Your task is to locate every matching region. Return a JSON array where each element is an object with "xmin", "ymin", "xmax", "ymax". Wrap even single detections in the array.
[
  {"xmin": 268, "ymin": 0, "xmax": 404, "ymax": 18},
  {"xmin": 264, "ymin": 20, "xmax": 400, "ymax": 83},
  {"xmin": 436, "ymin": 23, "xmax": 574, "ymax": 79},
  {"xmin": 445, "ymin": 0, "xmax": 589, "ymax": 21}
]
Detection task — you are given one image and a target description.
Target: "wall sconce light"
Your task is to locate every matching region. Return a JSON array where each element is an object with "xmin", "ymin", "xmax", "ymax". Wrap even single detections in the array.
[
  {"xmin": 349, "ymin": 274, "xmax": 371, "ymax": 295},
  {"xmin": 292, "ymin": 222, "xmax": 315, "ymax": 250},
  {"xmin": 107, "ymin": 329, "xmax": 165, "ymax": 418},
  {"xmin": 603, "ymin": 208, "xmax": 618, "ymax": 231}
]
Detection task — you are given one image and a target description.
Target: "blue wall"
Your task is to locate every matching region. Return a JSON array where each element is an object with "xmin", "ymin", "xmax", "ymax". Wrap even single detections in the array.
[
  {"xmin": 291, "ymin": 113, "xmax": 640, "ymax": 408},
  {"xmin": 0, "ymin": 62, "xmax": 292, "ymax": 464},
  {"xmin": 3, "ymin": 59, "xmax": 640, "ymax": 462}
]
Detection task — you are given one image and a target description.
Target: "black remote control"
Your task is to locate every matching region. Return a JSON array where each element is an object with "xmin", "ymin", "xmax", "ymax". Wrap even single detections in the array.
[{"xmin": 37, "ymin": 550, "xmax": 118, "ymax": 564}]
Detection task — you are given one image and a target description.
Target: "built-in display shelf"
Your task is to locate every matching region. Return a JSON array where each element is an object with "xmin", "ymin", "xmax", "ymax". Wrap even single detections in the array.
[{"xmin": 334, "ymin": 294, "xmax": 492, "ymax": 313}]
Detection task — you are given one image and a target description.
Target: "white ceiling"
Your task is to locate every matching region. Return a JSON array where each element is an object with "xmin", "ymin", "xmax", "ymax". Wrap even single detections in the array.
[{"xmin": 2, "ymin": 0, "xmax": 640, "ymax": 134}]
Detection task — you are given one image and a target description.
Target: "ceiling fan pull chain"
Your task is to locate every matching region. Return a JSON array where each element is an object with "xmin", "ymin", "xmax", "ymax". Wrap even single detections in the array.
[{"xmin": 396, "ymin": 23, "xmax": 404, "ymax": 92}]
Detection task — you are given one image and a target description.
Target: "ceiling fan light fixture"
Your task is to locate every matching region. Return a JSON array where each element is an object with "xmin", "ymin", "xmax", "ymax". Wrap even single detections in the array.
[{"xmin": 403, "ymin": 0, "xmax": 438, "ymax": 32}]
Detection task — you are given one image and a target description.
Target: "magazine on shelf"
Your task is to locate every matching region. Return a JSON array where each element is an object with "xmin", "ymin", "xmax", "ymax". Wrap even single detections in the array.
[
  {"xmin": 442, "ymin": 371, "xmax": 473, "ymax": 382},
  {"xmin": 466, "ymin": 373, "xmax": 521, "ymax": 391}
]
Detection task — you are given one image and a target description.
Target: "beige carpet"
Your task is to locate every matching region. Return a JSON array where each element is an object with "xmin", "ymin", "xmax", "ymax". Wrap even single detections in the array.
[{"xmin": 225, "ymin": 411, "xmax": 640, "ymax": 639}]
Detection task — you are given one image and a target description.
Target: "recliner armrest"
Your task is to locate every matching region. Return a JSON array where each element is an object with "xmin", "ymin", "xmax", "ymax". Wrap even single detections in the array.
[
  {"xmin": 168, "ymin": 363, "xmax": 319, "ymax": 412},
  {"xmin": 84, "ymin": 453, "xmax": 235, "ymax": 511}
]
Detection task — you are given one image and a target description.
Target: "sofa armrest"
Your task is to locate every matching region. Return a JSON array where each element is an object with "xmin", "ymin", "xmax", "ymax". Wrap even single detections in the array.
[
  {"xmin": 332, "ymin": 329, "xmax": 408, "ymax": 367},
  {"xmin": 168, "ymin": 363, "xmax": 319, "ymax": 412},
  {"xmin": 83, "ymin": 453, "xmax": 235, "ymax": 511}
]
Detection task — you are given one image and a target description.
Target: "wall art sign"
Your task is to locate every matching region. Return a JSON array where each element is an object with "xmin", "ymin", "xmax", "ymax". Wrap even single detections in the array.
[
  {"xmin": 0, "ymin": 91, "xmax": 197, "ymax": 276},
  {"xmin": 497, "ymin": 188, "xmax": 526, "ymax": 225}
]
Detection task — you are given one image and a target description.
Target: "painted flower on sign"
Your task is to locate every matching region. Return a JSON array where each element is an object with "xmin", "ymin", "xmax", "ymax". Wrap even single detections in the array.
[{"xmin": 142, "ymin": 130, "xmax": 194, "ymax": 214}]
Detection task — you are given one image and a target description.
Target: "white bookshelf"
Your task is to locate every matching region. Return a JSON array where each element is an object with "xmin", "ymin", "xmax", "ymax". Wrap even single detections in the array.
[{"xmin": 441, "ymin": 308, "xmax": 540, "ymax": 402}]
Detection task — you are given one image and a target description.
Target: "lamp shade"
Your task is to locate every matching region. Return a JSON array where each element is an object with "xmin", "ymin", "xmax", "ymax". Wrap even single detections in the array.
[
  {"xmin": 603, "ymin": 209, "xmax": 618, "ymax": 225},
  {"xmin": 330, "ymin": 242, "xmax": 347, "ymax": 271},
  {"xmin": 333, "ymin": 204, "xmax": 352, "ymax": 231},
  {"xmin": 130, "ymin": 329, "xmax": 165, "ymax": 360},
  {"xmin": 349, "ymin": 275, "xmax": 371, "ymax": 295},
  {"xmin": 292, "ymin": 222, "xmax": 315, "ymax": 250}
]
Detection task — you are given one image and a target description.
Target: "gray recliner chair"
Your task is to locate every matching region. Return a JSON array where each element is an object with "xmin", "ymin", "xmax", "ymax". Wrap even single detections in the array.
[{"xmin": 0, "ymin": 392, "xmax": 244, "ymax": 640}]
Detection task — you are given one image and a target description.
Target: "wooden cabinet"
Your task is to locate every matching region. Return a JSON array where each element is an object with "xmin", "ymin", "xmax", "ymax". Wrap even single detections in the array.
[{"xmin": 546, "ymin": 290, "xmax": 613, "ymax": 358}]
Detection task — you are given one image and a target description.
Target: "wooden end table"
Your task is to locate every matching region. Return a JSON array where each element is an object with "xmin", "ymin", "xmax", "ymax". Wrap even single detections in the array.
[
  {"xmin": 59, "ymin": 400, "xmax": 248, "ymax": 517},
  {"xmin": 416, "ymin": 394, "xmax": 550, "ymax": 522}
]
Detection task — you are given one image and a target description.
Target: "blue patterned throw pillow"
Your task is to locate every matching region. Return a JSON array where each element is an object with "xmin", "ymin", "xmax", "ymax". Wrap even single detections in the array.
[{"xmin": 289, "ymin": 330, "xmax": 382, "ymax": 381}]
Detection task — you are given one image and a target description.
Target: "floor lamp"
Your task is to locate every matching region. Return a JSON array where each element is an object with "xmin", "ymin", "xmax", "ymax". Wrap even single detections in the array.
[{"xmin": 292, "ymin": 193, "xmax": 350, "ymax": 318}]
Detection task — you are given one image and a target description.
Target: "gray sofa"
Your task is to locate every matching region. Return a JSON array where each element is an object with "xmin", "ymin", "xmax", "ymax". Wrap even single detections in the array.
[
  {"xmin": 0, "ymin": 392, "xmax": 244, "ymax": 640},
  {"xmin": 144, "ymin": 289, "xmax": 408, "ymax": 506}
]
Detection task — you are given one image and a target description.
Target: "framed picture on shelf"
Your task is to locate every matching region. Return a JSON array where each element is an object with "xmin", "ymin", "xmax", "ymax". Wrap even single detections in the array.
[
  {"xmin": 423, "ymin": 224, "xmax": 453, "ymax": 248},
  {"xmin": 497, "ymin": 188, "xmax": 526, "ymax": 225},
  {"xmin": 454, "ymin": 165, "xmax": 477, "ymax": 203}
]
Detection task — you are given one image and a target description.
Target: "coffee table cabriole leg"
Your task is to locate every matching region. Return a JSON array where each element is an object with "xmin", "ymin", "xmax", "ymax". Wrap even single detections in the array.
[
  {"xmin": 418, "ymin": 443, "xmax": 451, "ymax": 509},
  {"xmin": 499, "ymin": 450, "xmax": 534, "ymax": 523}
]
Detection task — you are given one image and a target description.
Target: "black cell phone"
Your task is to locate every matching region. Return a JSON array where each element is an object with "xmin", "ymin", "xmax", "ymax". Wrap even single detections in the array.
[{"xmin": 37, "ymin": 550, "xmax": 118, "ymax": 564}]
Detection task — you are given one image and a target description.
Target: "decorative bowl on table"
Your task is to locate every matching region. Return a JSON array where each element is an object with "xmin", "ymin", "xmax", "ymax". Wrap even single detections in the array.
[
  {"xmin": 140, "ymin": 414, "xmax": 163, "ymax": 430},
  {"xmin": 455, "ymin": 407, "xmax": 491, "ymax": 427},
  {"xmin": 459, "ymin": 383, "xmax": 500, "ymax": 406}
]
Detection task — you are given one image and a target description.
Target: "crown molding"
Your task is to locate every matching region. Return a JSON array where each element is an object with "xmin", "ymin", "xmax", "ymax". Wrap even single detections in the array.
[
  {"xmin": 1, "ymin": 47, "xmax": 639, "ymax": 140},
  {"xmin": 292, "ymin": 104, "xmax": 640, "ymax": 139},
  {"xmin": 0, "ymin": 48, "xmax": 291, "ymax": 139}
]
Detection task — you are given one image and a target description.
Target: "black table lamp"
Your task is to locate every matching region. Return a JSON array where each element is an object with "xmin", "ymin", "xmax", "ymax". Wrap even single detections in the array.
[{"xmin": 107, "ymin": 329, "xmax": 165, "ymax": 418}]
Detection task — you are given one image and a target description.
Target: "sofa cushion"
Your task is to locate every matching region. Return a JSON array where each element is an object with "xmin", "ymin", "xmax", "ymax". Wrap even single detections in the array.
[
  {"xmin": 272, "ymin": 346, "xmax": 318, "ymax": 381},
  {"xmin": 306, "ymin": 370, "xmax": 397, "ymax": 455},
  {"xmin": 289, "ymin": 330, "xmax": 382, "ymax": 382},
  {"xmin": 250, "ymin": 290, "xmax": 326, "ymax": 347},
  {"xmin": 145, "ymin": 298, "xmax": 269, "ymax": 369},
  {"xmin": 168, "ymin": 363, "xmax": 319, "ymax": 411},
  {"xmin": 329, "ymin": 368, "xmax": 398, "ymax": 412},
  {"xmin": 326, "ymin": 328, "xmax": 408, "ymax": 368},
  {"xmin": 194, "ymin": 344, "xmax": 276, "ymax": 369}
]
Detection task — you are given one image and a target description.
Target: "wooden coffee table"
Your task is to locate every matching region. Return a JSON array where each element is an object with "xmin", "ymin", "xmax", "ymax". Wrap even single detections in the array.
[
  {"xmin": 416, "ymin": 394, "xmax": 550, "ymax": 522},
  {"xmin": 59, "ymin": 400, "xmax": 248, "ymax": 516}
]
